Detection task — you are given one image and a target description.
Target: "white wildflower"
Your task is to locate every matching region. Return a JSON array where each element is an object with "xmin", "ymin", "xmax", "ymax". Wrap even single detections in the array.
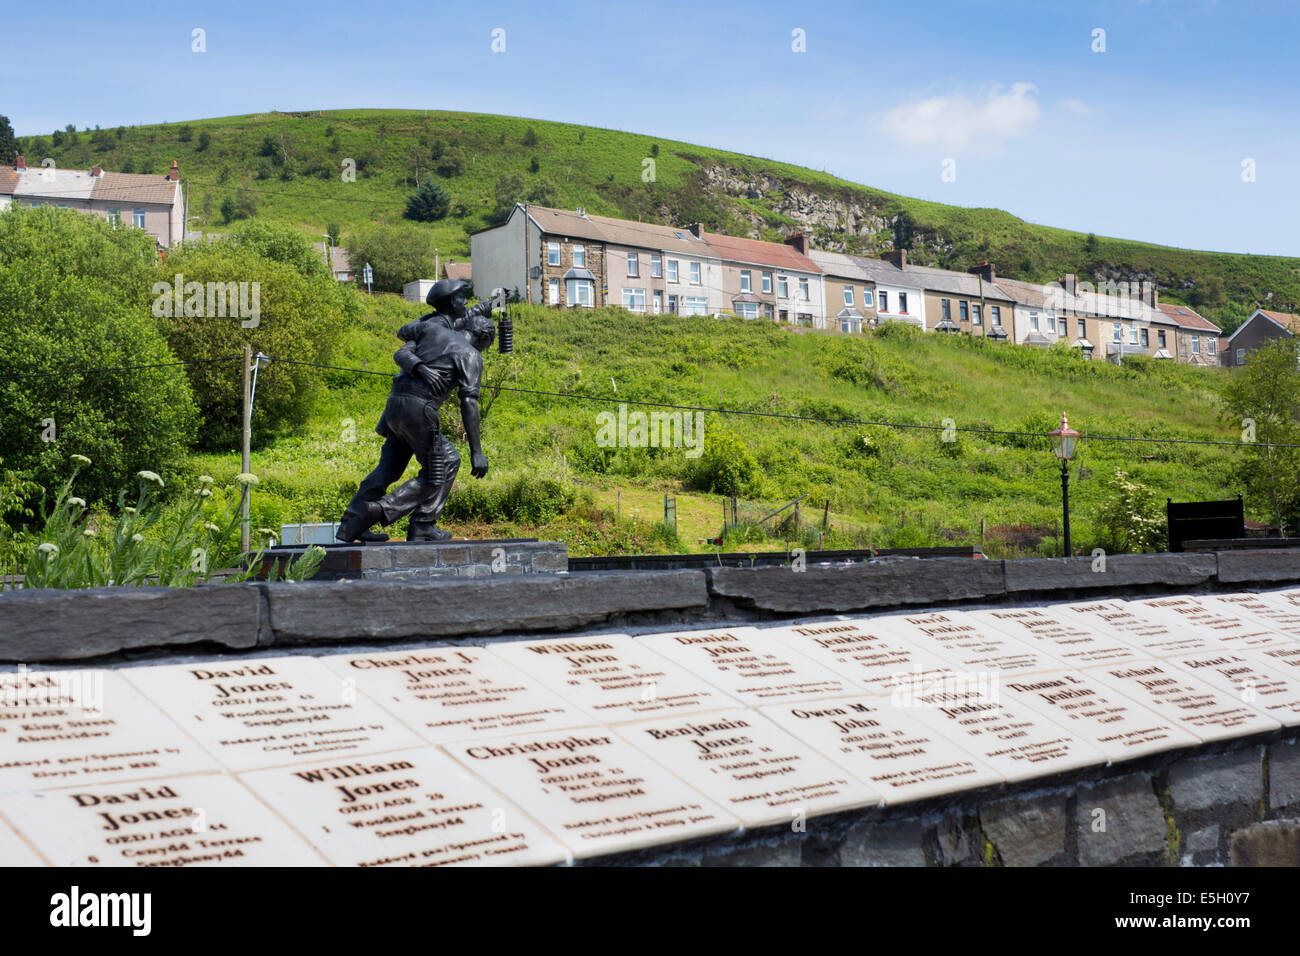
[
  {"xmin": 71, "ymin": 454, "xmax": 91, "ymax": 467},
  {"xmin": 198, "ymin": 474, "xmax": 215, "ymax": 486},
  {"xmin": 136, "ymin": 470, "xmax": 165, "ymax": 487},
  {"xmin": 203, "ymin": 523, "xmax": 221, "ymax": 533},
  {"xmin": 235, "ymin": 473, "xmax": 259, "ymax": 486},
  {"xmin": 36, "ymin": 543, "xmax": 59, "ymax": 556},
  {"xmin": 131, "ymin": 533, "xmax": 144, "ymax": 543},
  {"xmin": 66, "ymin": 497, "xmax": 86, "ymax": 509}
]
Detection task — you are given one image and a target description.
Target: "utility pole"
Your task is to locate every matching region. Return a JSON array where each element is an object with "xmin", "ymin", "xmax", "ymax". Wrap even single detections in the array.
[{"xmin": 241, "ymin": 342, "xmax": 252, "ymax": 552}]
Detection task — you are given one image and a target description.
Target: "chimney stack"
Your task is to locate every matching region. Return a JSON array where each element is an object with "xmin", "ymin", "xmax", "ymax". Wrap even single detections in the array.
[
  {"xmin": 14, "ymin": 154, "xmax": 25, "ymax": 171},
  {"xmin": 688, "ymin": 223, "xmax": 703, "ymax": 239},
  {"xmin": 91, "ymin": 165, "xmax": 103, "ymax": 177},
  {"xmin": 784, "ymin": 233, "xmax": 808, "ymax": 254},
  {"xmin": 884, "ymin": 249, "xmax": 906, "ymax": 269},
  {"xmin": 168, "ymin": 160, "xmax": 179, "ymax": 182},
  {"xmin": 971, "ymin": 260, "xmax": 995, "ymax": 282}
]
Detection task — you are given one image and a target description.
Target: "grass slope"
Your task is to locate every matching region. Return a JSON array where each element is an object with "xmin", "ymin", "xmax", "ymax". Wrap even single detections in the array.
[{"xmin": 18, "ymin": 109, "xmax": 1297, "ymax": 333}]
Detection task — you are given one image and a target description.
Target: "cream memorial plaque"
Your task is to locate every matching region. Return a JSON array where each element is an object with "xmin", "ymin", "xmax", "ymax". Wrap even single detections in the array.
[
  {"xmin": 761, "ymin": 696, "xmax": 1003, "ymax": 804},
  {"xmin": 122, "ymin": 657, "xmax": 424, "ymax": 771},
  {"xmin": 1128, "ymin": 596, "xmax": 1290, "ymax": 651},
  {"xmin": 972, "ymin": 608, "xmax": 1142, "ymax": 668},
  {"xmin": 614, "ymin": 708, "xmax": 878, "ymax": 827},
  {"xmin": 1089, "ymin": 659, "xmax": 1280, "ymax": 742},
  {"xmin": 1047, "ymin": 600, "xmax": 1220, "ymax": 657},
  {"xmin": 444, "ymin": 726, "xmax": 739, "ymax": 858},
  {"xmin": 1206, "ymin": 592, "xmax": 1300, "ymax": 640},
  {"xmin": 873, "ymin": 610, "xmax": 1058, "ymax": 674},
  {"xmin": 764, "ymin": 619, "xmax": 960, "ymax": 696},
  {"xmin": 0, "ymin": 668, "xmax": 217, "ymax": 794},
  {"xmin": 998, "ymin": 669, "xmax": 1199, "ymax": 761},
  {"xmin": 1165, "ymin": 650, "xmax": 1300, "ymax": 727},
  {"xmin": 0, "ymin": 773, "xmax": 325, "ymax": 866},
  {"xmin": 240, "ymin": 747, "xmax": 568, "ymax": 867},
  {"xmin": 635, "ymin": 626, "xmax": 853, "ymax": 705},
  {"xmin": 318, "ymin": 647, "xmax": 583, "ymax": 744},
  {"xmin": 490, "ymin": 634, "xmax": 734, "ymax": 721}
]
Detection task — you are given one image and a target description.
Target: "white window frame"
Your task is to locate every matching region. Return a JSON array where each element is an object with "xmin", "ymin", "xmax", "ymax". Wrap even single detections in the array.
[
  {"xmin": 1192, "ymin": 335, "xmax": 1200, "ymax": 354},
  {"xmin": 1129, "ymin": 325, "xmax": 1139, "ymax": 345},
  {"xmin": 862, "ymin": 288, "xmax": 873, "ymax": 307},
  {"xmin": 689, "ymin": 261, "xmax": 701, "ymax": 285},
  {"xmin": 1113, "ymin": 323, "xmax": 1122, "ymax": 343},
  {"xmin": 683, "ymin": 296, "xmax": 708, "ymax": 316},
  {"xmin": 567, "ymin": 279, "xmax": 593, "ymax": 307},
  {"xmin": 1029, "ymin": 311, "xmax": 1039, "ymax": 331},
  {"xmin": 572, "ymin": 244, "xmax": 586, "ymax": 268},
  {"xmin": 621, "ymin": 288, "xmax": 646, "ymax": 312},
  {"xmin": 667, "ymin": 259, "xmax": 679, "ymax": 282},
  {"xmin": 651, "ymin": 255, "xmax": 662, "ymax": 278},
  {"xmin": 762, "ymin": 272, "xmax": 772, "ymax": 293},
  {"xmin": 798, "ymin": 277, "xmax": 809, "ymax": 301},
  {"xmin": 990, "ymin": 305, "xmax": 1001, "ymax": 327},
  {"xmin": 737, "ymin": 301, "xmax": 759, "ymax": 318},
  {"xmin": 899, "ymin": 292, "xmax": 909, "ymax": 314},
  {"xmin": 740, "ymin": 270, "xmax": 751, "ymax": 293},
  {"xmin": 627, "ymin": 252, "xmax": 639, "ymax": 277},
  {"xmin": 1208, "ymin": 338, "xmax": 1216, "ymax": 354},
  {"xmin": 133, "ymin": 208, "xmax": 146, "ymax": 229},
  {"xmin": 548, "ymin": 242, "xmax": 560, "ymax": 266},
  {"xmin": 777, "ymin": 275, "xmax": 789, "ymax": 298}
]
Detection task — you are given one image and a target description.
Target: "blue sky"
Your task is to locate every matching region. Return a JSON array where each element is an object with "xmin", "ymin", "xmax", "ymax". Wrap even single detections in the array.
[{"xmin": 5, "ymin": 0, "xmax": 1296, "ymax": 256}]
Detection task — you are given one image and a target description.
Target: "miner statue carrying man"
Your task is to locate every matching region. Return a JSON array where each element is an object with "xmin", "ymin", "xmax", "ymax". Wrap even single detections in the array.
[{"xmin": 336, "ymin": 279, "xmax": 505, "ymax": 543}]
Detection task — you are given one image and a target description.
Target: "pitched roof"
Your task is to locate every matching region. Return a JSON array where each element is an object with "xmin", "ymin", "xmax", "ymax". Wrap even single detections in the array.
[
  {"xmin": 443, "ymin": 260, "xmax": 471, "ymax": 281},
  {"xmin": 701, "ymin": 231, "xmax": 822, "ymax": 273},
  {"xmin": 1228, "ymin": 309, "xmax": 1300, "ymax": 342},
  {"xmin": 847, "ymin": 255, "xmax": 920, "ymax": 288},
  {"xmin": 330, "ymin": 247, "xmax": 352, "ymax": 273},
  {"xmin": 0, "ymin": 164, "xmax": 179, "ymax": 204},
  {"xmin": 527, "ymin": 205, "xmax": 711, "ymax": 257},
  {"xmin": 91, "ymin": 170, "xmax": 179, "ymax": 204},
  {"xmin": 806, "ymin": 249, "xmax": 872, "ymax": 281},
  {"xmin": 992, "ymin": 277, "xmax": 1051, "ymax": 308},
  {"xmin": 0, "ymin": 167, "xmax": 19, "ymax": 195},
  {"xmin": 1157, "ymin": 302, "xmax": 1221, "ymax": 333}
]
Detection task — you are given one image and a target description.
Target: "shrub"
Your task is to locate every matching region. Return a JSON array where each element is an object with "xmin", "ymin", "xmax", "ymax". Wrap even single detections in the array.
[
  {"xmin": 404, "ymin": 179, "xmax": 451, "ymax": 222},
  {"xmin": 346, "ymin": 221, "xmax": 440, "ymax": 294},
  {"xmin": 1095, "ymin": 468, "xmax": 1165, "ymax": 553},
  {"xmin": 687, "ymin": 430, "xmax": 759, "ymax": 497}
]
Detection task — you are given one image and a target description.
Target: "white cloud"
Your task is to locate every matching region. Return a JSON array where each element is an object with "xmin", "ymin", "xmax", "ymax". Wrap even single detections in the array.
[
  {"xmin": 880, "ymin": 82, "xmax": 1040, "ymax": 152},
  {"xmin": 1061, "ymin": 97, "xmax": 1094, "ymax": 115}
]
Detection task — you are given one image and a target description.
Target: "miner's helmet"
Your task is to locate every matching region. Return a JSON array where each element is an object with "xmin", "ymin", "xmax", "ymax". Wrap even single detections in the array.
[{"xmin": 426, "ymin": 278, "xmax": 472, "ymax": 311}]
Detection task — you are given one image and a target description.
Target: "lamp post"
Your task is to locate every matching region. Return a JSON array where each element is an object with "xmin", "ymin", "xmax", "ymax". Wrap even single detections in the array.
[{"xmin": 1048, "ymin": 412, "xmax": 1081, "ymax": 556}]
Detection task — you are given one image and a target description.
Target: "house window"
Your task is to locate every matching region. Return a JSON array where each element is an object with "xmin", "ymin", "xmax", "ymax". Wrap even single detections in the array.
[
  {"xmin": 1141, "ymin": 328, "xmax": 1149, "ymax": 346},
  {"xmin": 651, "ymin": 255, "xmax": 662, "ymax": 278},
  {"xmin": 972, "ymin": 304, "xmax": 982, "ymax": 325},
  {"xmin": 737, "ymin": 302, "xmax": 759, "ymax": 318},
  {"xmin": 1113, "ymin": 323, "xmax": 1122, "ymax": 343},
  {"xmin": 566, "ymin": 279, "xmax": 593, "ymax": 307},
  {"xmin": 840, "ymin": 316, "xmax": 861, "ymax": 334},
  {"xmin": 862, "ymin": 288, "xmax": 873, "ymax": 307},
  {"xmin": 959, "ymin": 301, "xmax": 969, "ymax": 322},
  {"xmin": 1029, "ymin": 311, "xmax": 1039, "ymax": 331},
  {"xmin": 653, "ymin": 290, "xmax": 663, "ymax": 314},
  {"xmin": 133, "ymin": 208, "xmax": 146, "ymax": 229},
  {"xmin": 667, "ymin": 260, "xmax": 679, "ymax": 282},
  {"xmin": 762, "ymin": 272, "xmax": 772, "ymax": 293},
  {"xmin": 797, "ymin": 312, "xmax": 813, "ymax": 326},
  {"xmin": 1078, "ymin": 318, "xmax": 1086, "ymax": 338},
  {"xmin": 622, "ymin": 288, "xmax": 646, "ymax": 311},
  {"xmin": 1236, "ymin": 348, "xmax": 1245, "ymax": 365},
  {"xmin": 548, "ymin": 278, "xmax": 559, "ymax": 305},
  {"xmin": 1058, "ymin": 318, "xmax": 1067, "ymax": 337},
  {"xmin": 844, "ymin": 286, "xmax": 854, "ymax": 306},
  {"xmin": 627, "ymin": 253, "xmax": 639, "ymax": 277},
  {"xmin": 668, "ymin": 294, "xmax": 678, "ymax": 314},
  {"xmin": 689, "ymin": 262, "xmax": 701, "ymax": 284},
  {"xmin": 764, "ymin": 304, "xmax": 774, "ymax": 319},
  {"xmin": 777, "ymin": 275, "xmax": 789, "ymax": 298},
  {"xmin": 879, "ymin": 291, "xmax": 888, "ymax": 313},
  {"xmin": 1129, "ymin": 326, "xmax": 1139, "ymax": 345},
  {"xmin": 740, "ymin": 270, "xmax": 752, "ymax": 293},
  {"xmin": 683, "ymin": 296, "xmax": 708, "ymax": 316},
  {"xmin": 572, "ymin": 244, "xmax": 586, "ymax": 268},
  {"xmin": 106, "ymin": 208, "xmax": 121, "ymax": 226},
  {"xmin": 548, "ymin": 242, "xmax": 560, "ymax": 266},
  {"xmin": 941, "ymin": 299, "xmax": 952, "ymax": 320},
  {"xmin": 1192, "ymin": 335, "xmax": 1200, "ymax": 354},
  {"xmin": 899, "ymin": 293, "xmax": 908, "ymax": 314},
  {"xmin": 798, "ymin": 277, "xmax": 809, "ymax": 300},
  {"xmin": 1208, "ymin": 339, "xmax": 1216, "ymax": 354},
  {"xmin": 1158, "ymin": 329, "xmax": 1166, "ymax": 347},
  {"xmin": 991, "ymin": 306, "xmax": 1001, "ymax": 326}
]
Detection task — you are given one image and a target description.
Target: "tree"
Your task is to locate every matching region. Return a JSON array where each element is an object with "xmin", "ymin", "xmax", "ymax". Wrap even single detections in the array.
[
  {"xmin": 435, "ymin": 147, "xmax": 465, "ymax": 178},
  {"xmin": 346, "ymin": 221, "xmax": 440, "ymax": 294},
  {"xmin": 196, "ymin": 130, "xmax": 211, "ymax": 151},
  {"xmin": 326, "ymin": 222, "xmax": 341, "ymax": 247},
  {"xmin": 522, "ymin": 127, "xmax": 539, "ymax": 146},
  {"xmin": 0, "ymin": 115, "xmax": 17, "ymax": 164},
  {"xmin": 526, "ymin": 178, "xmax": 558, "ymax": 207},
  {"xmin": 1221, "ymin": 337, "xmax": 1300, "ymax": 533},
  {"xmin": 220, "ymin": 196, "xmax": 237, "ymax": 223},
  {"xmin": 493, "ymin": 173, "xmax": 525, "ymax": 223},
  {"xmin": 404, "ymin": 179, "xmax": 450, "ymax": 222},
  {"xmin": 529, "ymin": 157, "xmax": 540, "ymax": 173},
  {"xmin": 0, "ymin": 206, "xmax": 198, "ymax": 502},
  {"xmin": 177, "ymin": 125, "xmax": 193, "ymax": 143}
]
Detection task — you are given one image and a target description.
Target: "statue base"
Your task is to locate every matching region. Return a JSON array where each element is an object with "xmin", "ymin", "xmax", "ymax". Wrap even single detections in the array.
[{"xmin": 262, "ymin": 538, "xmax": 568, "ymax": 580}]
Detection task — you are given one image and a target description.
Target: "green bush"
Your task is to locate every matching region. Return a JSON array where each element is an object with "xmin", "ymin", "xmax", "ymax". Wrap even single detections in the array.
[
  {"xmin": 346, "ymin": 221, "xmax": 439, "ymax": 293},
  {"xmin": 404, "ymin": 179, "xmax": 451, "ymax": 222},
  {"xmin": 687, "ymin": 429, "xmax": 759, "ymax": 496},
  {"xmin": 0, "ymin": 206, "xmax": 198, "ymax": 503}
]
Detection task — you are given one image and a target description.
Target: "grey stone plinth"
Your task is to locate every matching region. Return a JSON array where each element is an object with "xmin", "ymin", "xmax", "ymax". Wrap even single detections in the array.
[
  {"xmin": 1004, "ymin": 553, "xmax": 1217, "ymax": 594},
  {"xmin": 266, "ymin": 538, "xmax": 567, "ymax": 580},
  {"xmin": 705, "ymin": 557, "xmax": 1005, "ymax": 614},
  {"xmin": 1217, "ymin": 549, "xmax": 1300, "ymax": 583},
  {"xmin": 264, "ymin": 569, "xmax": 709, "ymax": 642},
  {"xmin": 0, "ymin": 585, "xmax": 262, "ymax": 661}
]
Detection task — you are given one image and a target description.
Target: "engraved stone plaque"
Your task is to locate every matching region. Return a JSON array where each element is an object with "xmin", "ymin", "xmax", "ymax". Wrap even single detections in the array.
[
  {"xmin": 0, "ymin": 773, "xmax": 326, "ymax": 866},
  {"xmin": 1128, "ymin": 596, "xmax": 1291, "ymax": 651},
  {"xmin": 635, "ymin": 626, "xmax": 854, "ymax": 705},
  {"xmin": 240, "ymin": 748, "xmax": 568, "ymax": 867},
  {"xmin": 318, "ymin": 647, "xmax": 583, "ymax": 744},
  {"xmin": 1089, "ymin": 659, "xmax": 1281, "ymax": 742},
  {"xmin": 1046, "ymin": 600, "xmax": 1220, "ymax": 657},
  {"xmin": 760, "ymin": 697, "xmax": 1003, "ymax": 805},
  {"xmin": 614, "ymin": 708, "xmax": 878, "ymax": 827},
  {"xmin": 873, "ymin": 610, "xmax": 1058, "ymax": 674},
  {"xmin": 443, "ymin": 727, "xmax": 740, "ymax": 858},
  {"xmin": 972, "ymin": 608, "xmax": 1142, "ymax": 668},
  {"xmin": 1208, "ymin": 592, "xmax": 1300, "ymax": 640},
  {"xmin": 0, "ymin": 668, "xmax": 218, "ymax": 795},
  {"xmin": 490, "ymin": 634, "xmax": 735, "ymax": 721},
  {"xmin": 998, "ymin": 669, "xmax": 1199, "ymax": 761},
  {"xmin": 762, "ymin": 618, "xmax": 960, "ymax": 696},
  {"xmin": 122, "ymin": 657, "xmax": 424, "ymax": 771},
  {"xmin": 1164, "ymin": 650, "xmax": 1300, "ymax": 727}
]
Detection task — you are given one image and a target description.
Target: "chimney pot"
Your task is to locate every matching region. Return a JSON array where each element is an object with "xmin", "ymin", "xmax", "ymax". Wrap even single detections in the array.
[
  {"xmin": 168, "ymin": 160, "xmax": 179, "ymax": 181},
  {"xmin": 15, "ymin": 154, "xmax": 25, "ymax": 171},
  {"xmin": 91, "ymin": 165, "xmax": 103, "ymax": 177}
]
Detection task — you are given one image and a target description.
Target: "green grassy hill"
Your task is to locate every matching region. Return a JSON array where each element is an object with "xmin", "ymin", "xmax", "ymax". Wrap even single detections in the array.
[
  {"xmin": 183, "ymin": 294, "xmax": 1243, "ymax": 557},
  {"xmin": 18, "ymin": 109, "xmax": 1298, "ymax": 334}
]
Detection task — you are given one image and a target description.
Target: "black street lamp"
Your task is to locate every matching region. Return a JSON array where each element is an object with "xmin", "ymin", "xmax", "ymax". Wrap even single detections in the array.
[{"xmin": 1048, "ymin": 412, "xmax": 1081, "ymax": 556}]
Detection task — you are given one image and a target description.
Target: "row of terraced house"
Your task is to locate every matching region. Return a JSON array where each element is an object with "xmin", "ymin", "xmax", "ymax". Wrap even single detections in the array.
[{"xmin": 471, "ymin": 204, "xmax": 1228, "ymax": 366}]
